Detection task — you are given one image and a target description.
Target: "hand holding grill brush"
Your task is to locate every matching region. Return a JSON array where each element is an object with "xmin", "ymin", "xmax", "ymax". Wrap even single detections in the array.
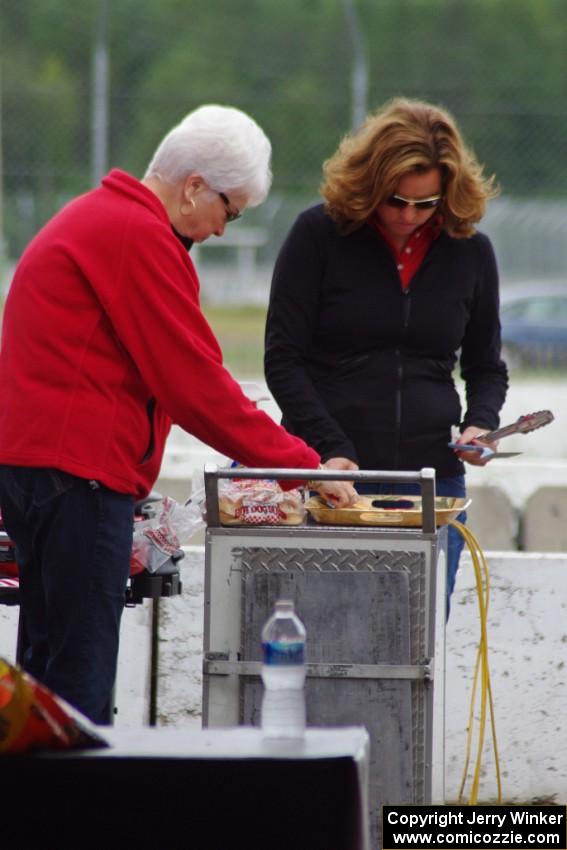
[
  {"xmin": 450, "ymin": 425, "xmax": 501, "ymax": 466},
  {"xmin": 449, "ymin": 409, "xmax": 554, "ymax": 462}
]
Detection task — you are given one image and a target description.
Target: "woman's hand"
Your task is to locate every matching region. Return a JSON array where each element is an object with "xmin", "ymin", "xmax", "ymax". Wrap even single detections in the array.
[
  {"xmin": 312, "ymin": 457, "xmax": 359, "ymax": 508},
  {"xmin": 452, "ymin": 426, "xmax": 499, "ymax": 467},
  {"xmin": 322, "ymin": 457, "xmax": 359, "ymax": 471}
]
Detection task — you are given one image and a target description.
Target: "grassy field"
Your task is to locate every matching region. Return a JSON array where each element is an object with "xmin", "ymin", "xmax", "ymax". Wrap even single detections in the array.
[
  {"xmin": 202, "ymin": 303, "xmax": 267, "ymax": 378},
  {"xmin": 204, "ymin": 303, "xmax": 567, "ymax": 383},
  {"xmin": 2, "ymin": 289, "xmax": 564, "ymax": 385},
  {"xmin": 0, "ymin": 293, "xmax": 268, "ymax": 379}
]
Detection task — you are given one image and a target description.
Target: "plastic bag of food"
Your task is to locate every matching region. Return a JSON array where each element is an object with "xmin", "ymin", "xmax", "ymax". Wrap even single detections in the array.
[
  {"xmin": 0, "ymin": 658, "xmax": 108, "ymax": 754},
  {"xmin": 218, "ymin": 478, "xmax": 306, "ymax": 526},
  {"xmin": 131, "ymin": 494, "xmax": 205, "ymax": 574}
]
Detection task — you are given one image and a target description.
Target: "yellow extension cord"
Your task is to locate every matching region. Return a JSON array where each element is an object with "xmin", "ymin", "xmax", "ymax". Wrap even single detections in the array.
[{"xmin": 449, "ymin": 520, "xmax": 503, "ymax": 806}]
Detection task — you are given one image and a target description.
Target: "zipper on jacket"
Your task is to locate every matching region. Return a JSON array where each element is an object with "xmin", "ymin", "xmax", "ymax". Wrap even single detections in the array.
[
  {"xmin": 394, "ymin": 289, "xmax": 412, "ymax": 467},
  {"xmin": 140, "ymin": 398, "xmax": 156, "ymax": 464},
  {"xmin": 401, "ymin": 287, "xmax": 411, "ymax": 330}
]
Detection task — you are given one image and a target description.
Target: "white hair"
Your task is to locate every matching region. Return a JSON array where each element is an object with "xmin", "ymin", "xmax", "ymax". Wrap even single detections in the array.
[{"xmin": 144, "ymin": 104, "xmax": 272, "ymax": 207}]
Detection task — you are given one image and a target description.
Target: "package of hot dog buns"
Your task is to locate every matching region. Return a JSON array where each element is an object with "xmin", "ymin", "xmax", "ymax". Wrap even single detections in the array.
[{"xmin": 218, "ymin": 478, "xmax": 306, "ymax": 526}]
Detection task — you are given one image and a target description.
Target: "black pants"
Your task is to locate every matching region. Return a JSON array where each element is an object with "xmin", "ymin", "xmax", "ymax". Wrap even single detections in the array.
[{"xmin": 0, "ymin": 466, "xmax": 134, "ymax": 724}]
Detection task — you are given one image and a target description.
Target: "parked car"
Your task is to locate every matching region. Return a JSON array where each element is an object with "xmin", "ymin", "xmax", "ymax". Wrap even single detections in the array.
[{"xmin": 499, "ymin": 281, "xmax": 567, "ymax": 369}]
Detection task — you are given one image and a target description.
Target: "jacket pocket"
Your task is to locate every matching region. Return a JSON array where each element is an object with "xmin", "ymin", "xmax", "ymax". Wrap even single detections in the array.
[
  {"xmin": 139, "ymin": 398, "xmax": 156, "ymax": 464},
  {"xmin": 0, "ymin": 466, "xmax": 76, "ymax": 510}
]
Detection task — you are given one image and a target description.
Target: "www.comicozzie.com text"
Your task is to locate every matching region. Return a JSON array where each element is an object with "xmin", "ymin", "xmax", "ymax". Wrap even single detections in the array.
[{"xmin": 383, "ymin": 806, "xmax": 565, "ymax": 848}]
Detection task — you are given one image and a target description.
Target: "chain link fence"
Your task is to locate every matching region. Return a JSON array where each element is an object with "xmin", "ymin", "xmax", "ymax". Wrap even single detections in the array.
[{"xmin": 2, "ymin": 0, "xmax": 567, "ymax": 294}]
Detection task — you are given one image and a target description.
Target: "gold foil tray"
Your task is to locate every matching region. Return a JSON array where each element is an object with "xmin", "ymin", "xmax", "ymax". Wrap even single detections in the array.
[{"xmin": 305, "ymin": 494, "xmax": 470, "ymax": 527}]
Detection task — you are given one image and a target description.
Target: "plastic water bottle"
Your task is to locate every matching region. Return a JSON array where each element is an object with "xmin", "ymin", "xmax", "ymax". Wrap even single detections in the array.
[{"xmin": 261, "ymin": 599, "xmax": 306, "ymax": 739}]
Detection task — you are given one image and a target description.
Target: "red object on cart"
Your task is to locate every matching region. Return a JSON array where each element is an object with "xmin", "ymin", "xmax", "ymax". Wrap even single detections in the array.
[
  {"xmin": 0, "ymin": 513, "xmax": 17, "ymax": 578},
  {"xmin": 0, "ymin": 502, "xmax": 183, "ymax": 723},
  {"xmin": 0, "ymin": 510, "xmax": 153, "ymax": 579}
]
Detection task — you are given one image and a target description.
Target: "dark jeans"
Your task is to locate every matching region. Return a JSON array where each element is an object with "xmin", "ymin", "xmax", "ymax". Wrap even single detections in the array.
[
  {"xmin": 0, "ymin": 466, "xmax": 134, "ymax": 724},
  {"xmin": 356, "ymin": 475, "xmax": 466, "ymax": 619}
]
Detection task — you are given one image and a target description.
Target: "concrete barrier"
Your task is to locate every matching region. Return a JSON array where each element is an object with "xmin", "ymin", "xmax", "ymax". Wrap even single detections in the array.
[
  {"xmin": 126, "ymin": 548, "xmax": 567, "ymax": 803},
  {"xmin": 522, "ymin": 487, "xmax": 567, "ymax": 552},
  {"xmin": 155, "ymin": 475, "xmax": 193, "ymax": 505},
  {"xmin": 446, "ymin": 550, "xmax": 567, "ymax": 803},
  {"xmin": 2, "ymin": 547, "xmax": 567, "ymax": 803},
  {"xmin": 467, "ymin": 485, "xmax": 518, "ymax": 550},
  {"xmin": 152, "ymin": 547, "xmax": 567, "ymax": 803}
]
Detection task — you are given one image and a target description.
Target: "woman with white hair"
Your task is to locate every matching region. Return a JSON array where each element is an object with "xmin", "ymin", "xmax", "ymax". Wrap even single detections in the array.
[
  {"xmin": 0, "ymin": 104, "xmax": 357, "ymax": 724},
  {"xmin": 143, "ymin": 104, "xmax": 272, "ymax": 245}
]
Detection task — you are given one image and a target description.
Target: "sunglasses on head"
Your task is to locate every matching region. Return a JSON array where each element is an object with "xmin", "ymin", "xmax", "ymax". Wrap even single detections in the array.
[
  {"xmin": 385, "ymin": 193, "xmax": 442, "ymax": 211},
  {"xmin": 218, "ymin": 191, "xmax": 242, "ymax": 223}
]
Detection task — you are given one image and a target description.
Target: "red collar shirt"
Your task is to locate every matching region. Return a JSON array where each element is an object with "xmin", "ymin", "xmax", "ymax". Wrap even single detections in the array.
[{"xmin": 368, "ymin": 214, "xmax": 442, "ymax": 288}]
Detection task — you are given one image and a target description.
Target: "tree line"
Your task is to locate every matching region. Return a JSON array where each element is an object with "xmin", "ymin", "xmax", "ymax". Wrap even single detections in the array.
[{"xmin": 2, "ymin": 0, "xmax": 567, "ymax": 258}]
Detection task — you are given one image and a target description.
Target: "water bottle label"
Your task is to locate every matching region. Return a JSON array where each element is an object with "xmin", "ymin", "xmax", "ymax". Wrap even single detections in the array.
[{"xmin": 262, "ymin": 640, "xmax": 305, "ymax": 665}]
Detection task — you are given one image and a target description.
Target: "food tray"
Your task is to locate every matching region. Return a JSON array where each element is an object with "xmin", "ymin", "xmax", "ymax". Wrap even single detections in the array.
[{"xmin": 305, "ymin": 494, "xmax": 470, "ymax": 527}]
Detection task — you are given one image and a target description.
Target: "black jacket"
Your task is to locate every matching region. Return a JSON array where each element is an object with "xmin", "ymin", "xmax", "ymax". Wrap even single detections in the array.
[{"xmin": 265, "ymin": 204, "xmax": 508, "ymax": 478}]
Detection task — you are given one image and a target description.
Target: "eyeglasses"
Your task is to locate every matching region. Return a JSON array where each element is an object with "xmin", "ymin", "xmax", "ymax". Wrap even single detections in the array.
[
  {"xmin": 218, "ymin": 192, "xmax": 242, "ymax": 223},
  {"xmin": 385, "ymin": 193, "xmax": 442, "ymax": 211}
]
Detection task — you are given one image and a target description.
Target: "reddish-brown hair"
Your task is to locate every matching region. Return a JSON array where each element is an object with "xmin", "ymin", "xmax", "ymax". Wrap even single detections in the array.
[{"xmin": 321, "ymin": 97, "xmax": 499, "ymax": 237}]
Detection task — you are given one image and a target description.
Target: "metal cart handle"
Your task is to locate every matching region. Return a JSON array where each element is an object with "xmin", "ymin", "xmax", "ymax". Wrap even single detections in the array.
[{"xmin": 203, "ymin": 465, "xmax": 437, "ymax": 533}]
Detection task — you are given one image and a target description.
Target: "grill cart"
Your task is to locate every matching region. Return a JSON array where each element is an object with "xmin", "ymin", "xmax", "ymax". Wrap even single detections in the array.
[{"xmin": 202, "ymin": 465, "xmax": 456, "ymax": 847}]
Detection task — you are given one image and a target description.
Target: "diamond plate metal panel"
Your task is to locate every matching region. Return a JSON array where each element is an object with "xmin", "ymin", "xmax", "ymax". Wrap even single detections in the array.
[
  {"xmin": 203, "ymin": 529, "xmax": 443, "ymax": 849},
  {"xmin": 237, "ymin": 545, "xmax": 429, "ymax": 810},
  {"xmin": 238, "ymin": 546, "xmax": 427, "ymax": 662}
]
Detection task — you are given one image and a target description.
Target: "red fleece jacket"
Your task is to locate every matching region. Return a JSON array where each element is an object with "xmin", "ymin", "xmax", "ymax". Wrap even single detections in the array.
[{"xmin": 0, "ymin": 170, "xmax": 319, "ymax": 498}]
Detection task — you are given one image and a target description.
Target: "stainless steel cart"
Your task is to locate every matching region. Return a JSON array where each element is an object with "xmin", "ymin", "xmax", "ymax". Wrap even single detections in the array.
[{"xmin": 202, "ymin": 466, "xmax": 447, "ymax": 847}]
